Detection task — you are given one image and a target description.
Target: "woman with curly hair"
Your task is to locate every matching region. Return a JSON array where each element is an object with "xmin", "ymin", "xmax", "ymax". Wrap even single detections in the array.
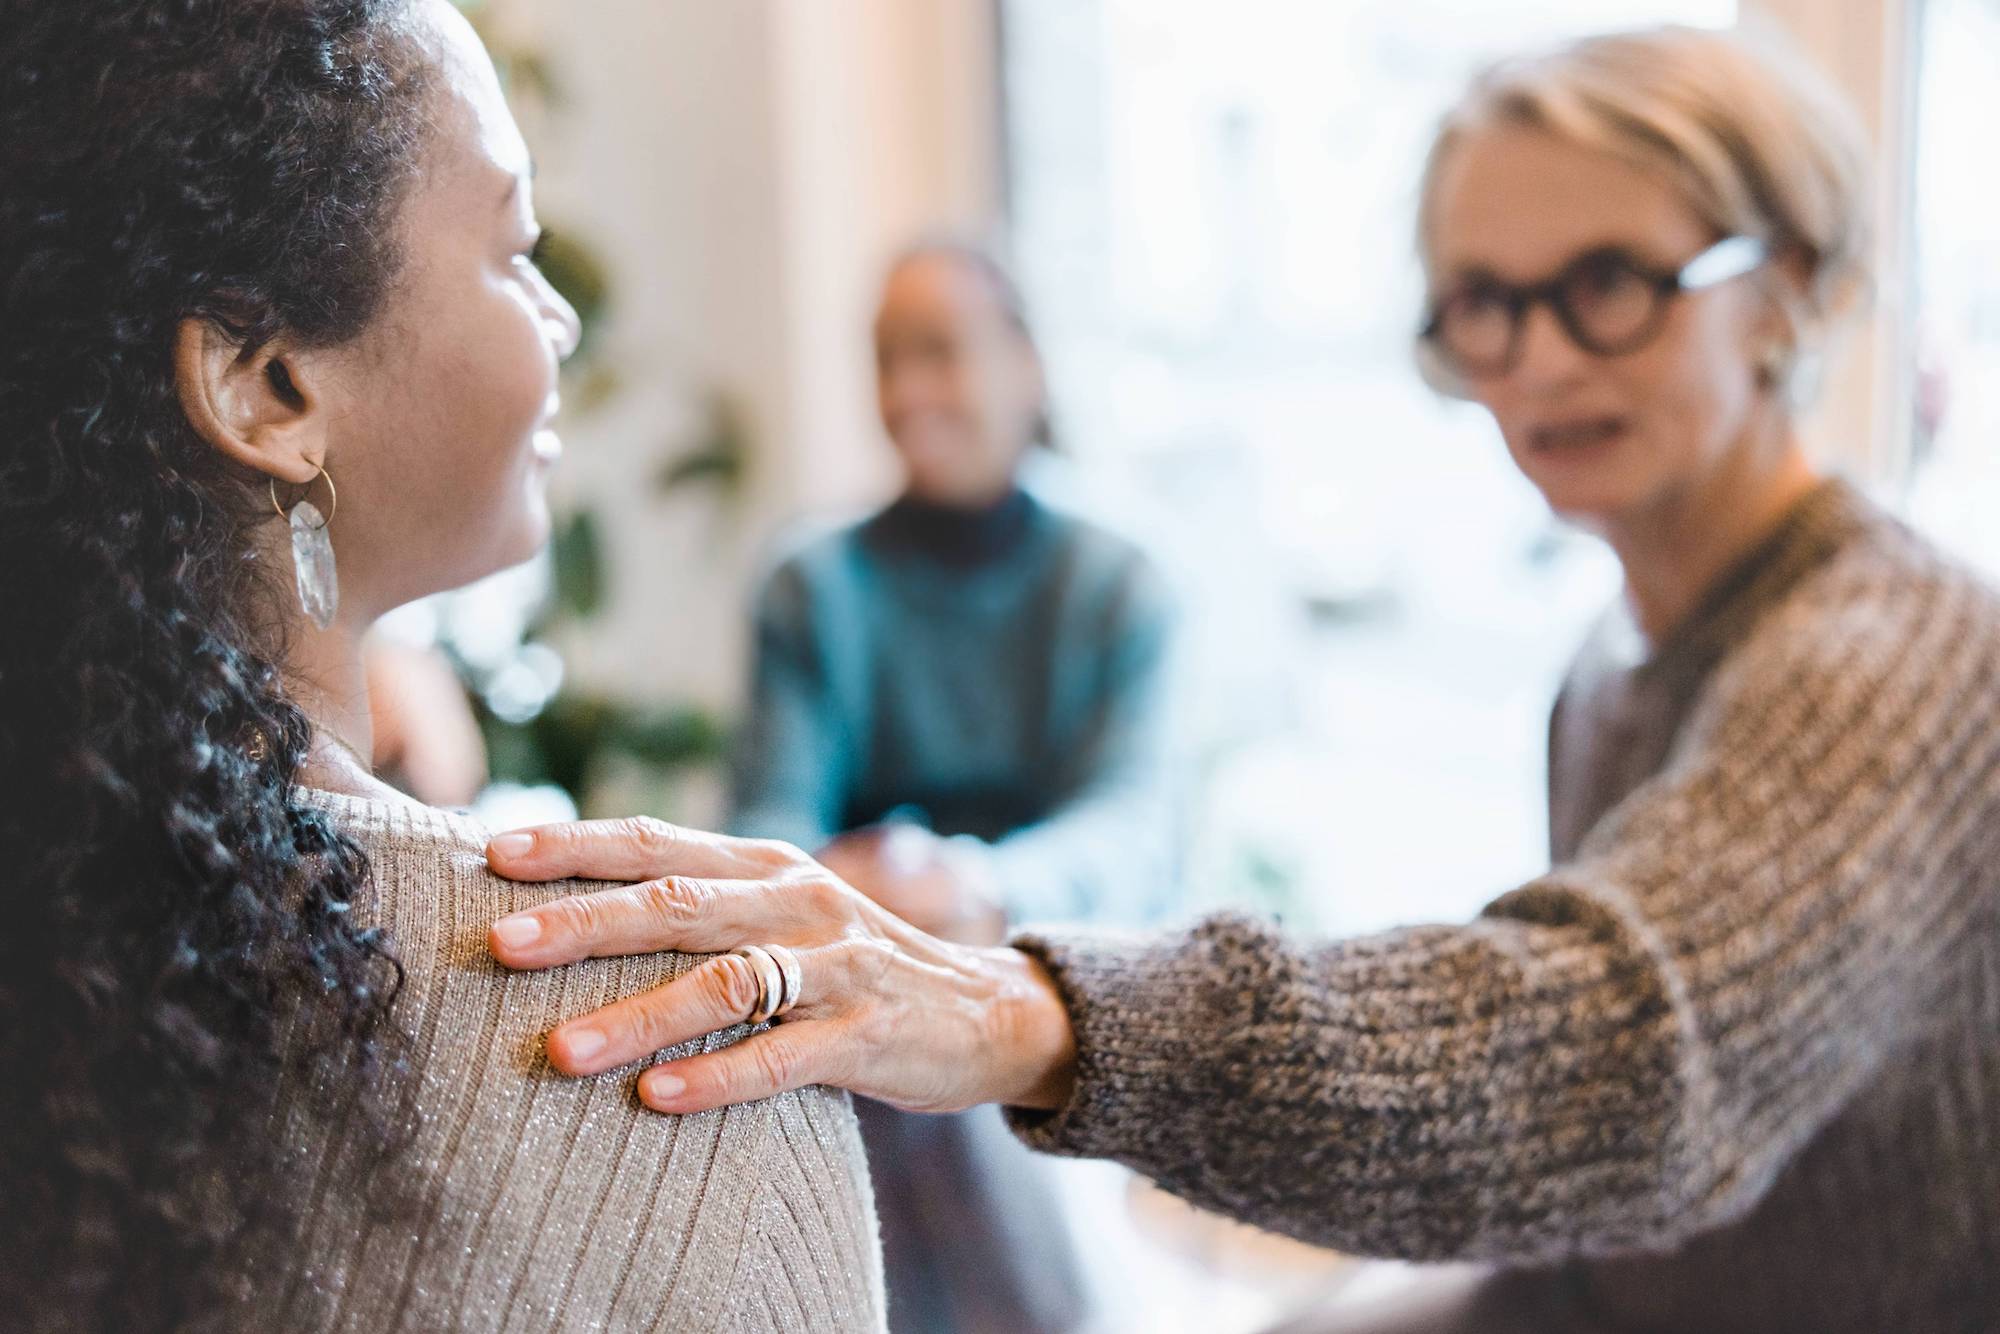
[{"xmin": 0, "ymin": 2, "xmax": 882, "ymax": 1330}]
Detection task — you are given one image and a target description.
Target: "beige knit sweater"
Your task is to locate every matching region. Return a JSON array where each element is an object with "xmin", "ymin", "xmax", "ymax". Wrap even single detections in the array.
[
  {"xmin": 1011, "ymin": 481, "xmax": 2000, "ymax": 1332},
  {"xmin": 258, "ymin": 792, "xmax": 885, "ymax": 1333}
]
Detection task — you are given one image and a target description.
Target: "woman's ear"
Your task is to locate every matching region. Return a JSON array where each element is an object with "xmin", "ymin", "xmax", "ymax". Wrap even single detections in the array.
[
  {"xmin": 173, "ymin": 318, "xmax": 330, "ymax": 485},
  {"xmin": 1774, "ymin": 241, "xmax": 1817, "ymax": 301},
  {"xmin": 1755, "ymin": 242, "xmax": 1818, "ymax": 335}
]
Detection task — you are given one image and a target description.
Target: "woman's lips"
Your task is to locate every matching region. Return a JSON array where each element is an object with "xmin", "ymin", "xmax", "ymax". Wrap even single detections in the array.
[
  {"xmin": 531, "ymin": 392, "xmax": 564, "ymax": 464},
  {"xmin": 1529, "ymin": 416, "xmax": 1628, "ymax": 454}
]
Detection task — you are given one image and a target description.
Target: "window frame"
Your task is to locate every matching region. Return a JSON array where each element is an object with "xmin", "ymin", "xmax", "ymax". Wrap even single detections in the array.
[{"xmin": 1735, "ymin": 0, "xmax": 1920, "ymax": 480}]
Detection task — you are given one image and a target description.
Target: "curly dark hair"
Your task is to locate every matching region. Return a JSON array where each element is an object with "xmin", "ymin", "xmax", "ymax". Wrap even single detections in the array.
[{"xmin": 0, "ymin": 1, "xmax": 433, "ymax": 1327}]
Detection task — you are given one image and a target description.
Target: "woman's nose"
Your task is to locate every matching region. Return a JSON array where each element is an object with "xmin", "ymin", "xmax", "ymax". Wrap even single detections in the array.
[
  {"xmin": 879, "ymin": 362, "xmax": 935, "ymax": 418},
  {"xmin": 1509, "ymin": 301, "xmax": 1591, "ymax": 388}
]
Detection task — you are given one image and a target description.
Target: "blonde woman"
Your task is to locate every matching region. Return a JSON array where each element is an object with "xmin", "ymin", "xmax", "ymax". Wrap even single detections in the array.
[{"xmin": 486, "ymin": 26, "xmax": 1999, "ymax": 1332}]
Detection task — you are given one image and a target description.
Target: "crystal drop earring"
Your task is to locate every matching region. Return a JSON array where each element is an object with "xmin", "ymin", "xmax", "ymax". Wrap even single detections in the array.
[{"xmin": 270, "ymin": 465, "xmax": 339, "ymax": 630}]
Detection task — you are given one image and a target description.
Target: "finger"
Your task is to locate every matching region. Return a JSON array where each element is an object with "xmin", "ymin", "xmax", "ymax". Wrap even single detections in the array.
[
  {"xmin": 638, "ymin": 1021, "xmax": 842, "ymax": 1114},
  {"xmin": 490, "ymin": 876, "xmax": 783, "ymax": 970},
  {"xmin": 547, "ymin": 951, "xmax": 776, "ymax": 1076},
  {"xmin": 484, "ymin": 815, "xmax": 768, "ymax": 884}
]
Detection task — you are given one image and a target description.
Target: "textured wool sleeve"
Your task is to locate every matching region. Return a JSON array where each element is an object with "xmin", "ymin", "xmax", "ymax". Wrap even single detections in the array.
[{"xmin": 1008, "ymin": 548, "xmax": 2000, "ymax": 1264}]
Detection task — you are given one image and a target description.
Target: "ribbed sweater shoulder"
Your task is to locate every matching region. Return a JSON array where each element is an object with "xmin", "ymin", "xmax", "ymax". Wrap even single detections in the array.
[
  {"xmin": 1007, "ymin": 486, "xmax": 2000, "ymax": 1329},
  {"xmin": 256, "ymin": 793, "xmax": 884, "ymax": 1333}
]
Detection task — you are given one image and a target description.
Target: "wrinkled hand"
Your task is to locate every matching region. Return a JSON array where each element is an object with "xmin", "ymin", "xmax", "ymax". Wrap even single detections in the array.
[
  {"xmin": 817, "ymin": 825, "xmax": 1007, "ymax": 945},
  {"xmin": 484, "ymin": 817, "xmax": 1077, "ymax": 1117}
]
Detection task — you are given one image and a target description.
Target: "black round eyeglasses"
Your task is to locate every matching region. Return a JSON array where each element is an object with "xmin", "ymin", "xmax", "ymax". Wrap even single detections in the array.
[{"xmin": 1420, "ymin": 235, "xmax": 1768, "ymax": 380}]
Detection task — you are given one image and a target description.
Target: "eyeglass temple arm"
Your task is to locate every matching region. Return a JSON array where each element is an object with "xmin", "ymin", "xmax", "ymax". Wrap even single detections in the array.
[{"xmin": 1677, "ymin": 235, "xmax": 1768, "ymax": 291}]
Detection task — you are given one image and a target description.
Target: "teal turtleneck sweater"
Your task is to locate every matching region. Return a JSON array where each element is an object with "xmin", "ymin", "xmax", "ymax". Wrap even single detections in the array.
[{"xmin": 728, "ymin": 489, "xmax": 1177, "ymax": 927}]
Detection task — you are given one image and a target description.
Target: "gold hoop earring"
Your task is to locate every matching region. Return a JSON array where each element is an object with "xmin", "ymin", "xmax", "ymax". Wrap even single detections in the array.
[
  {"xmin": 272, "ymin": 464, "xmax": 340, "ymax": 630},
  {"xmin": 269, "ymin": 465, "xmax": 337, "ymax": 528}
]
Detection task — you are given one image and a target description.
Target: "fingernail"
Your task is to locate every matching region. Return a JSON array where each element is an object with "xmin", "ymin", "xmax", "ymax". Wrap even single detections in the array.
[
  {"xmin": 560, "ymin": 1027, "xmax": 606, "ymax": 1062},
  {"xmin": 489, "ymin": 832, "xmax": 535, "ymax": 862},
  {"xmin": 492, "ymin": 915, "xmax": 542, "ymax": 950},
  {"xmin": 644, "ymin": 1071, "xmax": 685, "ymax": 1103}
]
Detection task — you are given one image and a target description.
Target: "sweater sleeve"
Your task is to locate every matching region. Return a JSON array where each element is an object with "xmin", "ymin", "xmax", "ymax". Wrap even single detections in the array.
[
  {"xmin": 985, "ymin": 552, "xmax": 1179, "ymax": 927},
  {"xmin": 1007, "ymin": 549, "xmax": 1999, "ymax": 1264},
  {"xmin": 727, "ymin": 559, "xmax": 849, "ymax": 851}
]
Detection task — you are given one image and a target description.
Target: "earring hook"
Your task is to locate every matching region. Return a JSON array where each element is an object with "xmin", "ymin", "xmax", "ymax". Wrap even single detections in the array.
[{"xmin": 269, "ymin": 464, "xmax": 336, "ymax": 530}]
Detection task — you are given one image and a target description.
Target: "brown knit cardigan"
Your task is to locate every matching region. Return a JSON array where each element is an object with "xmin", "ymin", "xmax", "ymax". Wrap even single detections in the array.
[{"xmin": 1011, "ymin": 481, "xmax": 2000, "ymax": 1332}]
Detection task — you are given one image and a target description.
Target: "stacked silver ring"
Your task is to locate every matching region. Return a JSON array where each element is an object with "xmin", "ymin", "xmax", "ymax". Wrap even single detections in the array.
[{"xmin": 732, "ymin": 943, "xmax": 803, "ymax": 1025}]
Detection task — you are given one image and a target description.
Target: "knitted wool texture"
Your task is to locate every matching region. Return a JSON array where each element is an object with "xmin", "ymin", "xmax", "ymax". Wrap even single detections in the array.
[{"xmin": 1012, "ymin": 482, "xmax": 2000, "ymax": 1333}]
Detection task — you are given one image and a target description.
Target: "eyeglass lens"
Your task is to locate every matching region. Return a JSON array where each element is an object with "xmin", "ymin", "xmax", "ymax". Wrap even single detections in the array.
[{"xmin": 1430, "ymin": 249, "xmax": 1669, "ymax": 376}]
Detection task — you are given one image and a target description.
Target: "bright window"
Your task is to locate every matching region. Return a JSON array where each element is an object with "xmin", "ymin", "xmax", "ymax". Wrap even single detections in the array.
[{"xmin": 1906, "ymin": 0, "xmax": 2000, "ymax": 570}]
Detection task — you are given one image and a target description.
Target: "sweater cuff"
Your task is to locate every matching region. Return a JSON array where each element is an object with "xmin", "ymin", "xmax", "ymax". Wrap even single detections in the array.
[{"xmin": 1003, "ymin": 924, "xmax": 1218, "ymax": 1159}]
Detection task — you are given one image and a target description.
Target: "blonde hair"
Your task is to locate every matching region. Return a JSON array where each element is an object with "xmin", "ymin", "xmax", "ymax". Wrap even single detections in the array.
[{"xmin": 1415, "ymin": 24, "xmax": 1872, "ymax": 400}]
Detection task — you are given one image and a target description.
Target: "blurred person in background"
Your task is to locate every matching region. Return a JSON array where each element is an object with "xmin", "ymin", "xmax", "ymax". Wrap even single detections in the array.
[
  {"xmin": 732, "ymin": 238, "xmax": 1178, "ymax": 942},
  {"xmin": 491, "ymin": 24, "xmax": 2000, "ymax": 1333},
  {"xmin": 727, "ymin": 238, "xmax": 1180, "ymax": 1332}
]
